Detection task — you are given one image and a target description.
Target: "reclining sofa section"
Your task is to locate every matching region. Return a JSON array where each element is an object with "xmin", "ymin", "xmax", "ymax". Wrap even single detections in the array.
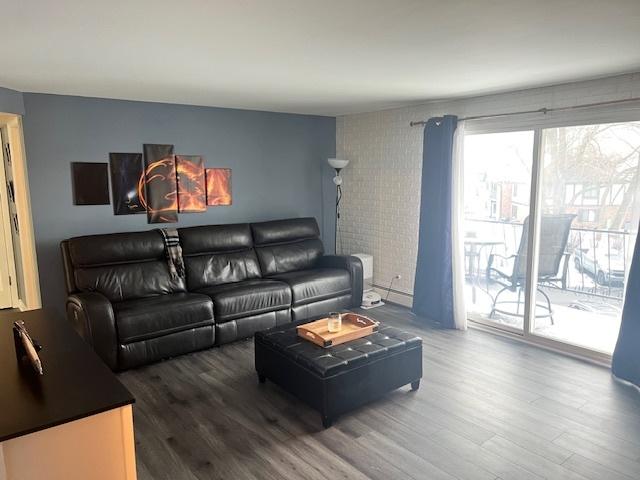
[{"xmin": 61, "ymin": 217, "xmax": 363, "ymax": 370}]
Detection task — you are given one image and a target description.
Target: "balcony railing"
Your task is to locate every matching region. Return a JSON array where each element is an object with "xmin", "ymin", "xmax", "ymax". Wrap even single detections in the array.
[{"xmin": 465, "ymin": 218, "xmax": 634, "ymax": 300}]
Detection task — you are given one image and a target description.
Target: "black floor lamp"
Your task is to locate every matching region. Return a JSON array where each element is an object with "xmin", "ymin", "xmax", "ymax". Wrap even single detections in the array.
[{"xmin": 328, "ymin": 158, "xmax": 349, "ymax": 254}]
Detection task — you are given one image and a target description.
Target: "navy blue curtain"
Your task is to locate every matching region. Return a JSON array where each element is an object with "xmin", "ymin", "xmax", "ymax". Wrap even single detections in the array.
[
  {"xmin": 412, "ymin": 115, "xmax": 458, "ymax": 328},
  {"xmin": 612, "ymin": 220, "xmax": 640, "ymax": 387}
]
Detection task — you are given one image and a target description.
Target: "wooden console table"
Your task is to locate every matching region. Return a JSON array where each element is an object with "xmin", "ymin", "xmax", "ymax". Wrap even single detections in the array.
[{"xmin": 0, "ymin": 309, "xmax": 136, "ymax": 480}]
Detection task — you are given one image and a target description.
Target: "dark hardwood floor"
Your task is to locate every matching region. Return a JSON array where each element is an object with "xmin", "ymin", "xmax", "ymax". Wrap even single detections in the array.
[{"xmin": 119, "ymin": 303, "xmax": 640, "ymax": 480}]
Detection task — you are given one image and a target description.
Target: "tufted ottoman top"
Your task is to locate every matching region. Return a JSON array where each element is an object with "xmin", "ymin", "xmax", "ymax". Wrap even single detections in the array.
[{"xmin": 255, "ymin": 322, "xmax": 422, "ymax": 377}]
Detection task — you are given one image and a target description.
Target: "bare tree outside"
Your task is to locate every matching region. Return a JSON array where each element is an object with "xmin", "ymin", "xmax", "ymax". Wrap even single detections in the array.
[{"xmin": 542, "ymin": 122, "xmax": 640, "ymax": 231}]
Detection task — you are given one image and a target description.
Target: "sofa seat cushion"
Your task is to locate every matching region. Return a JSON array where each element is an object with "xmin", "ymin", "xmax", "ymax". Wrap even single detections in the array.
[
  {"xmin": 197, "ymin": 279, "xmax": 292, "ymax": 323},
  {"xmin": 114, "ymin": 293, "xmax": 214, "ymax": 344},
  {"xmin": 270, "ymin": 268, "xmax": 351, "ymax": 307}
]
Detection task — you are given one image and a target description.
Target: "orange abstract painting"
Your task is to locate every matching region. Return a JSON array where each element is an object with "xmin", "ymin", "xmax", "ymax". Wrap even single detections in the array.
[
  {"xmin": 142, "ymin": 144, "xmax": 177, "ymax": 223},
  {"xmin": 176, "ymin": 155, "xmax": 206, "ymax": 213},
  {"xmin": 206, "ymin": 168, "xmax": 232, "ymax": 206}
]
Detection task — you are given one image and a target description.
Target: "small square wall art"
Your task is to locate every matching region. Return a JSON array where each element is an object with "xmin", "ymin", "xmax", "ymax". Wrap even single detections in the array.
[
  {"xmin": 71, "ymin": 162, "xmax": 110, "ymax": 205},
  {"xmin": 206, "ymin": 168, "xmax": 232, "ymax": 206}
]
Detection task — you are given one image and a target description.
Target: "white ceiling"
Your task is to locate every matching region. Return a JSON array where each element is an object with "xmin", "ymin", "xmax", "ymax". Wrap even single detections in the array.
[{"xmin": 2, "ymin": 1, "xmax": 640, "ymax": 116}]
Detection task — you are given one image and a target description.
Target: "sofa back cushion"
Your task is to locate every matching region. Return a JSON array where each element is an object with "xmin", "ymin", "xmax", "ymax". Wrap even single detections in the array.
[
  {"xmin": 179, "ymin": 223, "xmax": 261, "ymax": 290},
  {"xmin": 67, "ymin": 231, "xmax": 186, "ymax": 302},
  {"xmin": 251, "ymin": 218, "xmax": 324, "ymax": 276}
]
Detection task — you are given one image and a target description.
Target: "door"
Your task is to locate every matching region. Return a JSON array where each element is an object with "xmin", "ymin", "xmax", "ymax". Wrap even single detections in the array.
[
  {"xmin": 462, "ymin": 130, "xmax": 536, "ymax": 333},
  {"xmin": 463, "ymin": 118, "xmax": 640, "ymax": 359},
  {"xmin": 2, "ymin": 126, "xmax": 24, "ymax": 301},
  {"xmin": 0, "ymin": 129, "xmax": 15, "ymax": 308},
  {"xmin": 531, "ymin": 121, "xmax": 640, "ymax": 354}
]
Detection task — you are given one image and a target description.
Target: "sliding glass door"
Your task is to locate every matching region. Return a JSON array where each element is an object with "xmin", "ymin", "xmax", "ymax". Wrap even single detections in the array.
[
  {"xmin": 532, "ymin": 122, "xmax": 640, "ymax": 354},
  {"xmin": 462, "ymin": 130, "xmax": 534, "ymax": 332},
  {"xmin": 463, "ymin": 119, "xmax": 640, "ymax": 357}
]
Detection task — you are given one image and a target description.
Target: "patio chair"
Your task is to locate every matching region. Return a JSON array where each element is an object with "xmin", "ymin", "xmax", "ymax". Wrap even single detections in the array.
[{"xmin": 486, "ymin": 214, "xmax": 576, "ymax": 325}]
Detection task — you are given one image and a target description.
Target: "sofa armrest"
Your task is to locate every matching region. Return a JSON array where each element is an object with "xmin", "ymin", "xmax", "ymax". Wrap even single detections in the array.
[
  {"xmin": 317, "ymin": 255, "xmax": 363, "ymax": 308},
  {"xmin": 66, "ymin": 292, "xmax": 118, "ymax": 370}
]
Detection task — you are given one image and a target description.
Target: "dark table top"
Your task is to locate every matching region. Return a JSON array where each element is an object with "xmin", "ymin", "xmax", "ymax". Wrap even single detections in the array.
[{"xmin": 0, "ymin": 309, "xmax": 134, "ymax": 442}]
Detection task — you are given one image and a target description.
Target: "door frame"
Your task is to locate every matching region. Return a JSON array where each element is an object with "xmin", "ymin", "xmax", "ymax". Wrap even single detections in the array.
[{"xmin": 0, "ymin": 113, "xmax": 41, "ymax": 311}]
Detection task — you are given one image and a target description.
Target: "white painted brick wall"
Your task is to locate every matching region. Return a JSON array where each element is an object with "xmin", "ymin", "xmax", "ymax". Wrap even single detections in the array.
[{"xmin": 337, "ymin": 73, "xmax": 640, "ymax": 304}]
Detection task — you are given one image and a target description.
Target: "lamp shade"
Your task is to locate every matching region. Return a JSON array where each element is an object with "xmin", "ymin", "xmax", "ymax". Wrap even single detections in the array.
[{"xmin": 328, "ymin": 158, "xmax": 349, "ymax": 169}]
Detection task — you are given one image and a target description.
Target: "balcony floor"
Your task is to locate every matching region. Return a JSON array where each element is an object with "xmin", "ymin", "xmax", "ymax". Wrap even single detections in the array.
[{"xmin": 465, "ymin": 279, "xmax": 622, "ymax": 354}]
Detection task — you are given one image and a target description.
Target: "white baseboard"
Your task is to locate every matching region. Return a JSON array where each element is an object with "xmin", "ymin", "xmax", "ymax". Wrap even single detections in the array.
[{"xmin": 372, "ymin": 285, "xmax": 413, "ymax": 308}]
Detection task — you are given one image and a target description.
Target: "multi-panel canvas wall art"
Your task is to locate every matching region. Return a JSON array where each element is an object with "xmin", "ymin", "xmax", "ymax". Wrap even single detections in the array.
[
  {"xmin": 90, "ymin": 145, "xmax": 233, "ymax": 221},
  {"xmin": 109, "ymin": 153, "xmax": 145, "ymax": 215},
  {"xmin": 71, "ymin": 162, "xmax": 110, "ymax": 205},
  {"xmin": 176, "ymin": 155, "xmax": 206, "ymax": 213},
  {"xmin": 143, "ymin": 143, "xmax": 177, "ymax": 223},
  {"xmin": 206, "ymin": 168, "xmax": 232, "ymax": 206}
]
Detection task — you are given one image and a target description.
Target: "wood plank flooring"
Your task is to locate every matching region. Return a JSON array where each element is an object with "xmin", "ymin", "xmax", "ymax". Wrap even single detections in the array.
[{"xmin": 119, "ymin": 303, "xmax": 640, "ymax": 480}]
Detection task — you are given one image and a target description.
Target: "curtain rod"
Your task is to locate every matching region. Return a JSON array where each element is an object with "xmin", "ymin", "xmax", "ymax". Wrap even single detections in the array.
[{"xmin": 408, "ymin": 96, "xmax": 640, "ymax": 127}]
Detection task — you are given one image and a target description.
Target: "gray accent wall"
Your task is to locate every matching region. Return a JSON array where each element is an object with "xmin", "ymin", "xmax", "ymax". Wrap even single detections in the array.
[
  {"xmin": 21, "ymin": 93, "xmax": 336, "ymax": 314},
  {"xmin": 0, "ymin": 87, "xmax": 25, "ymax": 115}
]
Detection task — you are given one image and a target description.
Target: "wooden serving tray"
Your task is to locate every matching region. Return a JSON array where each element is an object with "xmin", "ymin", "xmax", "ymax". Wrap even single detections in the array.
[{"xmin": 297, "ymin": 313, "xmax": 379, "ymax": 348}]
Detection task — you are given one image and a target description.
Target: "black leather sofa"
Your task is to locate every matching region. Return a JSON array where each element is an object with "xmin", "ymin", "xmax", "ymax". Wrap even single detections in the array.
[{"xmin": 61, "ymin": 218, "xmax": 363, "ymax": 371}]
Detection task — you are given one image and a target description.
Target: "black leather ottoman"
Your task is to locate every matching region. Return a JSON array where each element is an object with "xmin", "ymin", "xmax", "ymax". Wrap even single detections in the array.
[{"xmin": 254, "ymin": 321, "xmax": 423, "ymax": 428}]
